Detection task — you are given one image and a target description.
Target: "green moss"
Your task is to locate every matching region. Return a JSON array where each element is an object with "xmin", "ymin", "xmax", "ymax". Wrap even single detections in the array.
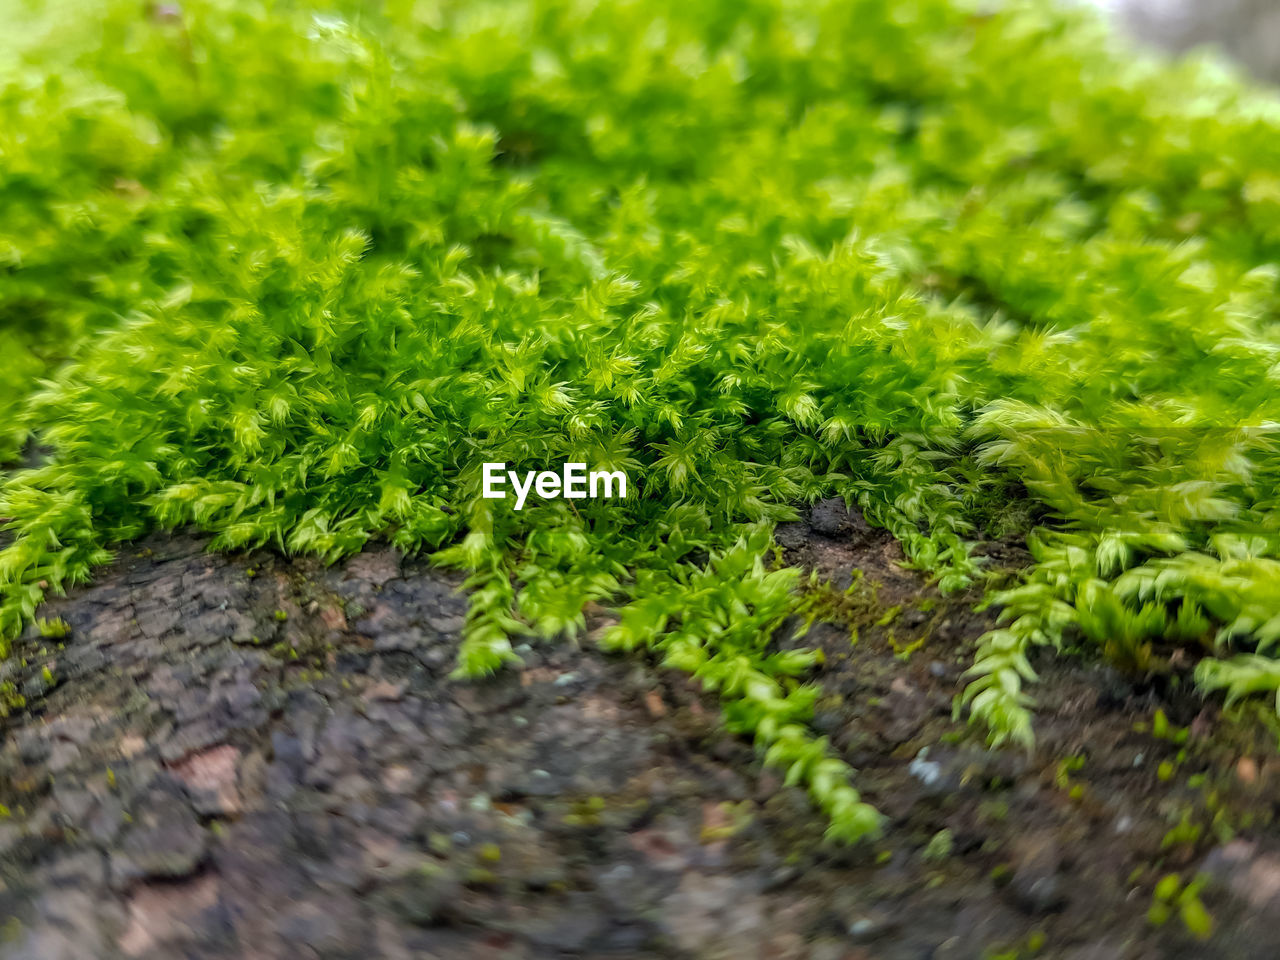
[
  {"xmin": 0, "ymin": 680, "xmax": 25, "ymax": 716},
  {"xmin": 5, "ymin": 0, "xmax": 1280, "ymax": 844},
  {"xmin": 1055, "ymin": 754, "xmax": 1085, "ymax": 789},
  {"xmin": 874, "ymin": 606, "xmax": 903, "ymax": 629},
  {"xmin": 1162, "ymin": 812, "xmax": 1203, "ymax": 850},
  {"xmin": 35, "ymin": 618, "xmax": 70, "ymax": 639},
  {"xmin": 978, "ymin": 799, "xmax": 1009, "ymax": 824},
  {"xmin": 888, "ymin": 630, "xmax": 927, "ymax": 662},
  {"xmin": 0, "ymin": 917, "xmax": 21, "ymax": 944},
  {"xmin": 921, "ymin": 828, "xmax": 954, "ymax": 863},
  {"xmin": 561, "ymin": 794, "xmax": 609, "ymax": 828},
  {"xmin": 1149, "ymin": 873, "xmax": 1214, "ymax": 941}
]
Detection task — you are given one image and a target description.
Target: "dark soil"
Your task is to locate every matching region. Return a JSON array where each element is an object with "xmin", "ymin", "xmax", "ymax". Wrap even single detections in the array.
[{"xmin": 3, "ymin": 503, "xmax": 1280, "ymax": 959}]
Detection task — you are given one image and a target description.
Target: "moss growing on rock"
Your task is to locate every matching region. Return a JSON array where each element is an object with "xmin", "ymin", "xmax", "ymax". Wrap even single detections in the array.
[{"xmin": 4, "ymin": 0, "xmax": 1280, "ymax": 841}]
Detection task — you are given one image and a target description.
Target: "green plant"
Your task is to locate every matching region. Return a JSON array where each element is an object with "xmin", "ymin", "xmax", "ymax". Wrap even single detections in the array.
[
  {"xmin": 35, "ymin": 617, "xmax": 70, "ymax": 639},
  {"xmin": 922, "ymin": 828, "xmax": 954, "ymax": 863},
  {"xmin": 1148, "ymin": 873, "xmax": 1214, "ymax": 941},
  {"xmin": 5, "ymin": 0, "xmax": 1280, "ymax": 842}
]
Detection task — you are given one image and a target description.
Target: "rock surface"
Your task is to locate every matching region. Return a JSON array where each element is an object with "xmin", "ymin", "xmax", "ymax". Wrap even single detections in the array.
[{"xmin": 1, "ymin": 514, "xmax": 1280, "ymax": 958}]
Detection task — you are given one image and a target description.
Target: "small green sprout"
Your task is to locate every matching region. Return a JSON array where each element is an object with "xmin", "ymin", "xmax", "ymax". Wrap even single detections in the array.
[
  {"xmin": 1148, "ymin": 874, "xmax": 1214, "ymax": 940},
  {"xmin": 922, "ymin": 828, "xmax": 954, "ymax": 863},
  {"xmin": 36, "ymin": 619, "xmax": 70, "ymax": 640}
]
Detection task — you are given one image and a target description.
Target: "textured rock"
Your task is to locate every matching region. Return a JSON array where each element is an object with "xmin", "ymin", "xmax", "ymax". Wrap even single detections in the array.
[{"xmin": 2, "ymin": 531, "xmax": 1280, "ymax": 960}]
